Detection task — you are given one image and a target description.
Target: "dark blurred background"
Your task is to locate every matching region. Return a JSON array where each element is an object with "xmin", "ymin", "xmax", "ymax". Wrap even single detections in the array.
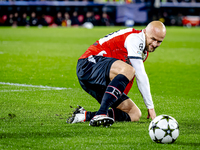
[{"xmin": 0, "ymin": 0, "xmax": 200, "ymax": 27}]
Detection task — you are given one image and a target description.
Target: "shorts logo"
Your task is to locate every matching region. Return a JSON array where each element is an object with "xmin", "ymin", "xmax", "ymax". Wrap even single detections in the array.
[
  {"xmin": 139, "ymin": 43, "xmax": 143, "ymax": 51},
  {"xmin": 88, "ymin": 55, "xmax": 96, "ymax": 63}
]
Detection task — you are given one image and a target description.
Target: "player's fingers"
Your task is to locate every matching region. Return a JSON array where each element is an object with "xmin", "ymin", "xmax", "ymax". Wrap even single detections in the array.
[{"xmin": 147, "ymin": 114, "xmax": 150, "ymax": 119}]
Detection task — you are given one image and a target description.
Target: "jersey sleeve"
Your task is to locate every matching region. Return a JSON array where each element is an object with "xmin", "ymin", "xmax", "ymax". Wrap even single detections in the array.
[
  {"xmin": 129, "ymin": 58, "xmax": 154, "ymax": 109},
  {"xmin": 124, "ymin": 33, "xmax": 145, "ymax": 60}
]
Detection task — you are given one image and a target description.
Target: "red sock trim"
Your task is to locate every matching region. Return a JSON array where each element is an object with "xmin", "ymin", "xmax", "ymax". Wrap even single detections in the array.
[{"xmin": 84, "ymin": 111, "xmax": 87, "ymax": 122}]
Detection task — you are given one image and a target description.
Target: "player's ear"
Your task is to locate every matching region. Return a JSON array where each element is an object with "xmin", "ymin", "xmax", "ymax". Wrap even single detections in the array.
[{"xmin": 143, "ymin": 28, "xmax": 146, "ymax": 33}]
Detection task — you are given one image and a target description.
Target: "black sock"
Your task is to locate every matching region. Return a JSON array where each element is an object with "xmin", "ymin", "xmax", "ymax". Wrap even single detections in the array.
[
  {"xmin": 86, "ymin": 108, "xmax": 131, "ymax": 122},
  {"xmin": 96, "ymin": 74, "xmax": 129, "ymax": 115},
  {"xmin": 108, "ymin": 108, "xmax": 131, "ymax": 121},
  {"xmin": 86, "ymin": 111, "xmax": 96, "ymax": 121}
]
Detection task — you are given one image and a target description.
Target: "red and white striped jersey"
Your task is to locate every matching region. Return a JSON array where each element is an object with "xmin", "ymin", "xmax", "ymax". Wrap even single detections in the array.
[{"xmin": 79, "ymin": 28, "xmax": 148, "ymax": 63}]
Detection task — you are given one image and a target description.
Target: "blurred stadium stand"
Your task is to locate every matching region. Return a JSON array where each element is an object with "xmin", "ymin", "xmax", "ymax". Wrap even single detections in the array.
[{"xmin": 0, "ymin": 0, "xmax": 200, "ymax": 27}]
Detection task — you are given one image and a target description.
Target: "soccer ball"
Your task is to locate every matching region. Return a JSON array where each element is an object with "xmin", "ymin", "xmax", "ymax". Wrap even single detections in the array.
[{"xmin": 148, "ymin": 115, "xmax": 179, "ymax": 144}]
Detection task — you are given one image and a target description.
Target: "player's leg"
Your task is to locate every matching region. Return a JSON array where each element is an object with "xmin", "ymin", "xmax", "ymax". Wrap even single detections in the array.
[
  {"xmin": 90, "ymin": 60, "xmax": 135, "ymax": 126},
  {"xmin": 68, "ymin": 56, "xmax": 117, "ymax": 125},
  {"xmin": 85, "ymin": 95, "xmax": 141, "ymax": 122},
  {"xmin": 116, "ymin": 98, "xmax": 141, "ymax": 122},
  {"xmin": 94, "ymin": 60, "xmax": 135, "ymax": 116},
  {"xmin": 109, "ymin": 60, "xmax": 135, "ymax": 81},
  {"xmin": 67, "ymin": 97, "xmax": 141, "ymax": 123},
  {"xmin": 69, "ymin": 99, "xmax": 141, "ymax": 123}
]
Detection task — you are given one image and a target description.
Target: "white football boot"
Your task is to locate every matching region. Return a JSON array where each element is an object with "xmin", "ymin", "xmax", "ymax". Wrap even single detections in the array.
[
  {"xmin": 67, "ymin": 105, "xmax": 87, "ymax": 124},
  {"xmin": 89, "ymin": 114, "xmax": 114, "ymax": 127}
]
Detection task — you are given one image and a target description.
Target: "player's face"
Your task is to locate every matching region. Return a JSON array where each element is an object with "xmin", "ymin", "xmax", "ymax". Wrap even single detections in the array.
[{"xmin": 145, "ymin": 29, "xmax": 165, "ymax": 52}]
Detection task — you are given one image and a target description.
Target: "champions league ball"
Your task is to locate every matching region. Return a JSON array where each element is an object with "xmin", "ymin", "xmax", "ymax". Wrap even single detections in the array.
[{"xmin": 148, "ymin": 115, "xmax": 179, "ymax": 144}]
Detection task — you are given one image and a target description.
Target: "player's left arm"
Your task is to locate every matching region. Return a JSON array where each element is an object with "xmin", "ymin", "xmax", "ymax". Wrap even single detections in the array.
[
  {"xmin": 125, "ymin": 33, "xmax": 156, "ymax": 120},
  {"xmin": 129, "ymin": 58, "xmax": 156, "ymax": 120}
]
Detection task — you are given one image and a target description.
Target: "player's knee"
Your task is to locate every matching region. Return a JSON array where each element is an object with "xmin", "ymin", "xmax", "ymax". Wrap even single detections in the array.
[{"xmin": 129, "ymin": 108, "xmax": 142, "ymax": 122}]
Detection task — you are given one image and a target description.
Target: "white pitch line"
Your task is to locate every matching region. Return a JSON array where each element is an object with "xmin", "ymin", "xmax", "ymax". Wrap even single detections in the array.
[
  {"xmin": 0, "ymin": 88, "xmax": 54, "ymax": 92},
  {"xmin": 0, "ymin": 82, "xmax": 71, "ymax": 90}
]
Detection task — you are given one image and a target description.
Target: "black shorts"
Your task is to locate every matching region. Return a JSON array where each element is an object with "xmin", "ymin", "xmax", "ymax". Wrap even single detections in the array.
[{"xmin": 76, "ymin": 56, "xmax": 129, "ymax": 108}]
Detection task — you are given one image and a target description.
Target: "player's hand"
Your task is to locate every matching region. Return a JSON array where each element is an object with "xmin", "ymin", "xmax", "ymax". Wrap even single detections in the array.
[{"xmin": 147, "ymin": 108, "xmax": 156, "ymax": 120}]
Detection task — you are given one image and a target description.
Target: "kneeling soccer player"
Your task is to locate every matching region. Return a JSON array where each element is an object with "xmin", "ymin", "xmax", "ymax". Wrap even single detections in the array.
[{"xmin": 67, "ymin": 21, "xmax": 166, "ymax": 127}]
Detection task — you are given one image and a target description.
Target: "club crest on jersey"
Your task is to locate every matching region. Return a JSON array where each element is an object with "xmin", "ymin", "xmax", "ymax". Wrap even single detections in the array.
[{"xmin": 139, "ymin": 43, "xmax": 143, "ymax": 51}]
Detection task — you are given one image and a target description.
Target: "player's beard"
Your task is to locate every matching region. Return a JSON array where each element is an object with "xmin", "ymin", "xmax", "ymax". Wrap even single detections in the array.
[{"xmin": 146, "ymin": 44, "xmax": 156, "ymax": 52}]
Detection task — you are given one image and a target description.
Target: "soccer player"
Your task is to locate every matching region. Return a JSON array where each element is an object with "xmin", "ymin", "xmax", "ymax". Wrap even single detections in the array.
[{"xmin": 67, "ymin": 21, "xmax": 166, "ymax": 127}]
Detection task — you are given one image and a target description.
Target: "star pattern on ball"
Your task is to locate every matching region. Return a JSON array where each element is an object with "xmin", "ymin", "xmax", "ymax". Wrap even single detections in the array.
[
  {"xmin": 161, "ymin": 115, "xmax": 171, "ymax": 122},
  {"xmin": 162, "ymin": 124, "xmax": 175, "ymax": 138}
]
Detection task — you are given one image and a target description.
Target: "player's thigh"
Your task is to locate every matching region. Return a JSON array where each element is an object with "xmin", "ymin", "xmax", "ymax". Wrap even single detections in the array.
[
  {"xmin": 109, "ymin": 60, "xmax": 135, "ymax": 81},
  {"xmin": 116, "ymin": 99, "xmax": 141, "ymax": 121}
]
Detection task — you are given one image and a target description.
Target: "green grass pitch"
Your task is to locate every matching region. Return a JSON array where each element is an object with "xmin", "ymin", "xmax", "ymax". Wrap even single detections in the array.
[{"xmin": 0, "ymin": 26, "xmax": 200, "ymax": 150}]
